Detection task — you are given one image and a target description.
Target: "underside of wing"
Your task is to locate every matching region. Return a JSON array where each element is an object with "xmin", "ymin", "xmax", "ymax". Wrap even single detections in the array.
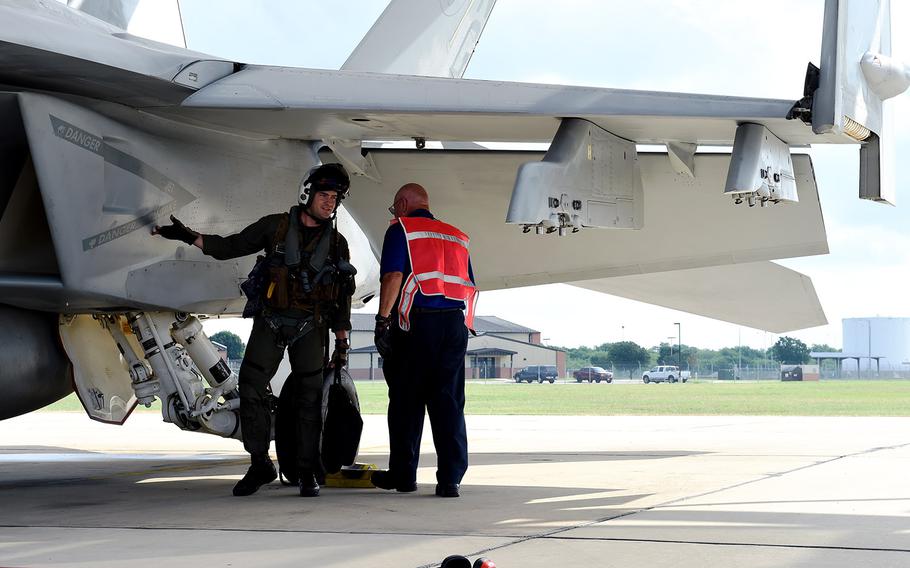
[
  {"xmin": 340, "ymin": 149, "xmax": 827, "ymax": 292},
  {"xmin": 572, "ymin": 262, "xmax": 827, "ymax": 333},
  {"xmin": 168, "ymin": 66, "xmax": 832, "ymax": 146}
]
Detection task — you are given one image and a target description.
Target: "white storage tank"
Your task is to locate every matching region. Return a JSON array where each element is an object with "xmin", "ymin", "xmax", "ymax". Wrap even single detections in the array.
[{"xmin": 842, "ymin": 318, "xmax": 910, "ymax": 373}]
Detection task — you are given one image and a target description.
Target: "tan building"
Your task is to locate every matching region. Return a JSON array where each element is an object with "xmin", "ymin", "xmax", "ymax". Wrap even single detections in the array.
[{"xmin": 347, "ymin": 314, "xmax": 565, "ymax": 381}]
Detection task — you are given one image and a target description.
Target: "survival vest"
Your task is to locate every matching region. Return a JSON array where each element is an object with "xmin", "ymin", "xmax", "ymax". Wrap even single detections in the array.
[
  {"xmin": 396, "ymin": 216, "xmax": 478, "ymax": 332},
  {"xmin": 264, "ymin": 209, "xmax": 353, "ymax": 313}
]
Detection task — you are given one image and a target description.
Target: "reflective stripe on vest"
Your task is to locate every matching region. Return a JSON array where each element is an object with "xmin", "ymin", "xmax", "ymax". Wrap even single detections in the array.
[{"xmin": 396, "ymin": 216, "xmax": 478, "ymax": 332}]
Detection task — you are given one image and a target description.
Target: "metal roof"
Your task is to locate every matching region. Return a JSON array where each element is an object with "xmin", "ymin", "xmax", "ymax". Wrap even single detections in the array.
[
  {"xmin": 467, "ymin": 347, "xmax": 518, "ymax": 356},
  {"xmin": 810, "ymin": 352, "xmax": 884, "ymax": 359}
]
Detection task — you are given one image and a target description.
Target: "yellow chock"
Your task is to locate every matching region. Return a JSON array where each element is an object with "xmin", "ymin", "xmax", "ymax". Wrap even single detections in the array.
[{"xmin": 324, "ymin": 463, "xmax": 380, "ymax": 488}]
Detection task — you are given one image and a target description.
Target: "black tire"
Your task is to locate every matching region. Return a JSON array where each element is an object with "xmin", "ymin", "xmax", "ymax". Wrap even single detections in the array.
[
  {"xmin": 606, "ymin": 377, "xmax": 613, "ymax": 383},
  {"xmin": 595, "ymin": 378, "xmax": 601, "ymax": 383},
  {"xmin": 537, "ymin": 377, "xmax": 544, "ymax": 384},
  {"xmin": 668, "ymin": 376, "xmax": 676, "ymax": 383},
  {"xmin": 575, "ymin": 378, "xmax": 583, "ymax": 383},
  {"xmin": 643, "ymin": 376, "xmax": 650, "ymax": 384},
  {"xmin": 548, "ymin": 379, "xmax": 554, "ymax": 383},
  {"xmin": 515, "ymin": 377, "xmax": 521, "ymax": 383}
]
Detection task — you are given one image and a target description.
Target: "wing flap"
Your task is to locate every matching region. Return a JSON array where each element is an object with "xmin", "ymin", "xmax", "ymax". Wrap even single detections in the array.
[{"xmin": 572, "ymin": 262, "xmax": 827, "ymax": 333}]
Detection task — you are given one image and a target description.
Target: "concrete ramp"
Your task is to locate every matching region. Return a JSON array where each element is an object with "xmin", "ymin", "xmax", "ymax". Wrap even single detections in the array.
[{"xmin": 0, "ymin": 413, "xmax": 908, "ymax": 567}]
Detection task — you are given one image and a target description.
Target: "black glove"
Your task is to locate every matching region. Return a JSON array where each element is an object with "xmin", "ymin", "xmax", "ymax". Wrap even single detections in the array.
[
  {"xmin": 153, "ymin": 215, "xmax": 199, "ymax": 245},
  {"xmin": 374, "ymin": 314, "xmax": 393, "ymax": 359},
  {"xmin": 331, "ymin": 337, "xmax": 349, "ymax": 368}
]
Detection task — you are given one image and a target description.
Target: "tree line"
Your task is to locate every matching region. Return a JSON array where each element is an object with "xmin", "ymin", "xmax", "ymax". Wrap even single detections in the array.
[
  {"xmin": 210, "ymin": 329, "xmax": 836, "ymax": 372},
  {"xmin": 558, "ymin": 336, "xmax": 839, "ymax": 371}
]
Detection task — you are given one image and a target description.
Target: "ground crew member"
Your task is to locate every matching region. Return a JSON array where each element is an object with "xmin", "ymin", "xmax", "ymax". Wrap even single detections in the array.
[
  {"xmin": 371, "ymin": 183, "xmax": 478, "ymax": 498},
  {"xmin": 152, "ymin": 163, "xmax": 355, "ymax": 498}
]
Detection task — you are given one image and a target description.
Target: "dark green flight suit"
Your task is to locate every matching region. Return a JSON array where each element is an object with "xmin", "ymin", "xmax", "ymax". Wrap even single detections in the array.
[{"xmin": 202, "ymin": 211, "xmax": 352, "ymax": 474}]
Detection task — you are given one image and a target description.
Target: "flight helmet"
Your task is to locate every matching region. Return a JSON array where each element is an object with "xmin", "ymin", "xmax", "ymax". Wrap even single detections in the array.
[{"xmin": 298, "ymin": 163, "xmax": 350, "ymax": 211}]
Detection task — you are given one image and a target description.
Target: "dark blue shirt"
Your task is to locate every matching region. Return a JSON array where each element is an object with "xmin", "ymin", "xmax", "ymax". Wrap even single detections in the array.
[{"xmin": 380, "ymin": 209, "xmax": 474, "ymax": 310}]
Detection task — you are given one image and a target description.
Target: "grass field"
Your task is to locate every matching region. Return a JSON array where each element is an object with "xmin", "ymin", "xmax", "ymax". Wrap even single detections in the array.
[{"xmin": 42, "ymin": 380, "xmax": 910, "ymax": 416}]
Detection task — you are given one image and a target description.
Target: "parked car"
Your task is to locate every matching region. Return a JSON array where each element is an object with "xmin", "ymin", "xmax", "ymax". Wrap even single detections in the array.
[
  {"xmin": 641, "ymin": 365, "xmax": 689, "ymax": 384},
  {"xmin": 514, "ymin": 365, "xmax": 558, "ymax": 383},
  {"xmin": 573, "ymin": 366, "xmax": 613, "ymax": 383}
]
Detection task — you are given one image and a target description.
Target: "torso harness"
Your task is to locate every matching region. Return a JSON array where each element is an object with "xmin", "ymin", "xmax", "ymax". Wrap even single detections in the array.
[{"xmin": 395, "ymin": 216, "xmax": 478, "ymax": 333}]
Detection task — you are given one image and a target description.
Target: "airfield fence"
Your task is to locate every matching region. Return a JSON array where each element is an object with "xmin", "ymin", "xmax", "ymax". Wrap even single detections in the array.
[{"xmin": 564, "ymin": 363, "xmax": 910, "ymax": 382}]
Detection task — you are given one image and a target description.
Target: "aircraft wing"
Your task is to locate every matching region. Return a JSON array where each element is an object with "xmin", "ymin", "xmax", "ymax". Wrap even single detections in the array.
[
  {"xmin": 327, "ymin": 147, "xmax": 827, "ymax": 332},
  {"xmin": 166, "ymin": 65, "xmax": 833, "ymax": 146},
  {"xmin": 572, "ymin": 262, "xmax": 827, "ymax": 333}
]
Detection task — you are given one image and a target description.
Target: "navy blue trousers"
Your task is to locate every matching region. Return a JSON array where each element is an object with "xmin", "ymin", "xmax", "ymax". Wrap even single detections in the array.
[{"xmin": 384, "ymin": 310, "xmax": 468, "ymax": 485}]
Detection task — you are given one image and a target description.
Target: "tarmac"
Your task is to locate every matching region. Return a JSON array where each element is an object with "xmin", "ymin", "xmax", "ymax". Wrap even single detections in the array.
[{"xmin": 0, "ymin": 411, "xmax": 908, "ymax": 567}]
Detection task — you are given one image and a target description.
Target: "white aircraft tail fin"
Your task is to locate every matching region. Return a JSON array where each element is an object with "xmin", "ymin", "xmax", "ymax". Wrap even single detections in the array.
[
  {"xmin": 67, "ymin": 0, "xmax": 139, "ymax": 30},
  {"xmin": 342, "ymin": 0, "xmax": 497, "ymax": 77},
  {"xmin": 67, "ymin": 0, "xmax": 186, "ymax": 47},
  {"xmin": 801, "ymin": 0, "xmax": 906, "ymax": 204}
]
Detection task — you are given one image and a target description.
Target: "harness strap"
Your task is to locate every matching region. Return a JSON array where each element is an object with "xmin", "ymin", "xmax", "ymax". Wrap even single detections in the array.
[
  {"xmin": 265, "ymin": 314, "xmax": 315, "ymax": 348},
  {"xmin": 284, "ymin": 206, "xmax": 302, "ymax": 268}
]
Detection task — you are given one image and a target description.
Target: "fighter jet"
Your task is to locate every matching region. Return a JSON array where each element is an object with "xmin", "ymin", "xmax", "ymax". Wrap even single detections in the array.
[{"xmin": 0, "ymin": 0, "xmax": 906, "ymax": 436}]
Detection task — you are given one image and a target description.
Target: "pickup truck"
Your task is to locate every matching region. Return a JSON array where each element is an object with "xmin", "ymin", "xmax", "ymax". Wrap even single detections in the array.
[
  {"xmin": 514, "ymin": 365, "xmax": 558, "ymax": 383},
  {"xmin": 641, "ymin": 365, "xmax": 689, "ymax": 384}
]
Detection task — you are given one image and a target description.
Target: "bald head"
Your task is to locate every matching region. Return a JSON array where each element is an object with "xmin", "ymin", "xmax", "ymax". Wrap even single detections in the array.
[{"xmin": 392, "ymin": 183, "xmax": 429, "ymax": 217}]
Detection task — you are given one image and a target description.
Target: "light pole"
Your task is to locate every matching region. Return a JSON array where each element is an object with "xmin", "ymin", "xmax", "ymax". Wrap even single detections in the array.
[
  {"xmin": 737, "ymin": 327, "xmax": 742, "ymax": 380},
  {"xmin": 860, "ymin": 319, "xmax": 872, "ymax": 378},
  {"xmin": 674, "ymin": 322, "xmax": 681, "ymax": 371}
]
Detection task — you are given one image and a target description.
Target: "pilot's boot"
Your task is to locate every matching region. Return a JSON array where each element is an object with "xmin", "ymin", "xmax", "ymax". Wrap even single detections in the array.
[
  {"xmin": 232, "ymin": 454, "xmax": 277, "ymax": 496},
  {"xmin": 298, "ymin": 470, "xmax": 320, "ymax": 497}
]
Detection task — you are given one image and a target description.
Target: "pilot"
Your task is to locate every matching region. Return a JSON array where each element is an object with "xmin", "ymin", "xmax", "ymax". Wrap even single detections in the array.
[
  {"xmin": 152, "ymin": 163, "xmax": 355, "ymax": 498},
  {"xmin": 371, "ymin": 183, "xmax": 478, "ymax": 498}
]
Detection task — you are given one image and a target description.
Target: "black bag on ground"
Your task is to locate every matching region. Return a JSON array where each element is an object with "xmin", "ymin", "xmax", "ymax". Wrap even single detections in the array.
[
  {"xmin": 274, "ymin": 367, "xmax": 363, "ymax": 483},
  {"xmin": 321, "ymin": 367, "xmax": 363, "ymax": 474},
  {"xmin": 273, "ymin": 374, "xmax": 300, "ymax": 485}
]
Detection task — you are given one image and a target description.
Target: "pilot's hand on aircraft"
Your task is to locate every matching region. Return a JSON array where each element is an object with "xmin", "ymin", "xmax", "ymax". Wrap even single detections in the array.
[
  {"xmin": 152, "ymin": 215, "xmax": 199, "ymax": 245},
  {"xmin": 329, "ymin": 337, "xmax": 350, "ymax": 369},
  {"xmin": 374, "ymin": 314, "xmax": 393, "ymax": 359}
]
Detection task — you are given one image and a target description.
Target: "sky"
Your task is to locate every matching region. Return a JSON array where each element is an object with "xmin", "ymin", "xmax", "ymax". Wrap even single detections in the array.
[{"xmin": 122, "ymin": 0, "xmax": 910, "ymax": 352}]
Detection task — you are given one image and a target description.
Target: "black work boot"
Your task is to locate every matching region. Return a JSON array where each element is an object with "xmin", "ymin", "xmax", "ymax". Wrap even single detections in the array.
[
  {"xmin": 232, "ymin": 456, "xmax": 277, "ymax": 497},
  {"xmin": 435, "ymin": 483, "xmax": 460, "ymax": 498},
  {"xmin": 298, "ymin": 470, "xmax": 320, "ymax": 497}
]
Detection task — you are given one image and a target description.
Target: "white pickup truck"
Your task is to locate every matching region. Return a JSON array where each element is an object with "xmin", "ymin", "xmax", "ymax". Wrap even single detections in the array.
[{"xmin": 642, "ymin": 365, "xmax": 689, "ymax": 384}]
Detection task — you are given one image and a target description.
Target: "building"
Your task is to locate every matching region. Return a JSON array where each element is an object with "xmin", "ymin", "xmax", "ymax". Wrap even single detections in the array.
[
  {"xmin": 211, "ymin": 341, "xmax": 228, "ymax": 361},
  {"xmin": 347, "ymin": 314, "xmax": 565, "ymax": 380},
  {"xmin": 840, "ymin": 317, "xmax": 909, "ymax": 374},
  {"xmin": 809, "ymin": 317, "xmax": 910, "ymax": 378}
]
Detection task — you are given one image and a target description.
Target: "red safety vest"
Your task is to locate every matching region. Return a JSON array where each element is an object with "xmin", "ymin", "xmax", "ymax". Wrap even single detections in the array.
[{"xmin": 396, "ymin": 216, "xmax": 478, "ymax": 332}]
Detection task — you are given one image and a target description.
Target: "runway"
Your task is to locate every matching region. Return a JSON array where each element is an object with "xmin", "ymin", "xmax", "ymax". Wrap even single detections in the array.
[{"xmin": 1, "ymin": 412, "xmax": 909, "ymax": 567}]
